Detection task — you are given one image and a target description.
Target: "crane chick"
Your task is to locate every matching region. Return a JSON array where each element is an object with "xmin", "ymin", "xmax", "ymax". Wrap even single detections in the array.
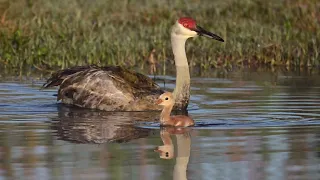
[{"xmin": 156, "ymin": 92, "xmax": 194, "ymax": 127}]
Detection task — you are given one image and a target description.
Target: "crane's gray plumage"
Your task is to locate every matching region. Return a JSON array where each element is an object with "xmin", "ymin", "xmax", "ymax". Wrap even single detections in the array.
[{"xmin": 43, "ymin": 65, "xmax": 164, "ymax": 111}]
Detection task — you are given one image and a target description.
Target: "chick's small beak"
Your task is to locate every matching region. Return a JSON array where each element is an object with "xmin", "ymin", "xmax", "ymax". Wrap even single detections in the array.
[
  {"xmin": 154, "ymin": 148, "xmax": 163, "ymax": 153},
  {"xmin": 155, "ymin": 99, "xmax": 163, "ymax": 105},
  {"xmin": 194, "ymin": 25, "xmax": 224, "ymax": 42}
]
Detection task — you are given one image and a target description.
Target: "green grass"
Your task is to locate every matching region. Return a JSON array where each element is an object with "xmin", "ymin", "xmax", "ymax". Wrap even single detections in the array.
[{"xmin": 0, "ymin": 0, "xmax": 319, "ymax": 71}]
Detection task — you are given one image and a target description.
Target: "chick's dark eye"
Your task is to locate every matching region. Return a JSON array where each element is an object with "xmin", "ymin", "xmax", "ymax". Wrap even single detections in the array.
[{"xmin": 165, "ymin": 97, "xmax": 169, "ymax": 100}]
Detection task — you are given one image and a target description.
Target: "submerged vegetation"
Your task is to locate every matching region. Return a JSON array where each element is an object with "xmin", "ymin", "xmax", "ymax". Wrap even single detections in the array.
[{"xmin": 0, "ymin": 0, "xmax": 319, "ymax": 71}]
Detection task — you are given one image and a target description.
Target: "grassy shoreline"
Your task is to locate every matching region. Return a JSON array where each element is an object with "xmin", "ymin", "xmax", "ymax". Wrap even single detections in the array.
[{"xmin": 0, "ymin": 0, "xmax": 319, "ymax": 71}]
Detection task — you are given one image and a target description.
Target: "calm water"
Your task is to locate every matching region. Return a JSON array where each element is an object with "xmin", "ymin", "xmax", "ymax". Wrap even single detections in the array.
[{"xmin": 0, "ymin": 68, "xmax": 319, "ymax": 180}]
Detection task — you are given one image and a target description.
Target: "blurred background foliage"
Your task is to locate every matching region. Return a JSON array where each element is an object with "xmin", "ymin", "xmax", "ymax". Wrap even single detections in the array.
[{"xmin": 0, "ymin": 0, "xmax": 319, "ymax": 72}]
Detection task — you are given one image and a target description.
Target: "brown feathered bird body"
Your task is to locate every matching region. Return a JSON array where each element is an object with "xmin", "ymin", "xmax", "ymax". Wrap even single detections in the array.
[{"xmin": 43, "ymin": 65, "xmax": 164, "ymax": 111}]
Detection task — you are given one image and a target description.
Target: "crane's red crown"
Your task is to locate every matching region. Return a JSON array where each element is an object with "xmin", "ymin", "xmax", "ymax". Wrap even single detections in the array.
[{"xmin": 178, "ymin": 17, "xmax": 196, "ymax": 30}]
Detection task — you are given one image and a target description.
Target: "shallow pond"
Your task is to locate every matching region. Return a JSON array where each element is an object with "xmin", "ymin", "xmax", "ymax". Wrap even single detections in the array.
[{"xmin": 0, "ymin": 67, "xmax": 319, "ymax": 180}]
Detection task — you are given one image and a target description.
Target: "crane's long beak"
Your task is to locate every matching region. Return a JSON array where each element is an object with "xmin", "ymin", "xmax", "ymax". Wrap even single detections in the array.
[{"xmin": 195, "ymin": 25, "xmax": 224, "ymax": 42}]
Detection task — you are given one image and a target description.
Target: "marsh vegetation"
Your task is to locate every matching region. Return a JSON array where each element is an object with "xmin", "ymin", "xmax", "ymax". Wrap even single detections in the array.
[{"xmin": 0, "ymin": 0, "xmax": 319, "ymax": 71}]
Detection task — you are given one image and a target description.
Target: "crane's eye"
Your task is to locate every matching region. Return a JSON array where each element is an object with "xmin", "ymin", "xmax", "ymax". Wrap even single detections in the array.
[{"xmin": 165, "ymin": 97, "xmax": 169, "ymax": 100}]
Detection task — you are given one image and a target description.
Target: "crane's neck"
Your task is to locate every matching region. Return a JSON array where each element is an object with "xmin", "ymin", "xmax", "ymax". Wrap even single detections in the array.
[
  {"xmin": 171, "ymin": 34, "xmax": 190, "ymax": 110},
  {"xmin": 173, "ymin": 134, "xmax": 191, "ymax": 180},
  {"xmin": 160, "ymin": 130, "xmax": 173, "ymax": 146},
  {"xmin": 160, "ymin": 104, "xmax": 174, "ymax": 125}
]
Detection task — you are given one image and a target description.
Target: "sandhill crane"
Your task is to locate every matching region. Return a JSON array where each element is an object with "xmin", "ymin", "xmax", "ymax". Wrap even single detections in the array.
[{"xmin": 43, "ymin": 17, "xmax": 224, "ymax": 111}]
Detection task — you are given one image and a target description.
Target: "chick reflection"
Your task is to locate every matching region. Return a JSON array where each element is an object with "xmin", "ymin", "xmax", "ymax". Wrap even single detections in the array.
[
  {"xmin": 51, "ymin": 105, "xmax": 157, "ymax": 143},
  {"xmin": 154, "ymin": 127, "xmax": 192, "ymax": 180}
]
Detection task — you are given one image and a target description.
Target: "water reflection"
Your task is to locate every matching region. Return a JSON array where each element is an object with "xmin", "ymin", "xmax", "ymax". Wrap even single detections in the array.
[
  {"xmin": 1, "ymin": 67, "xmax": 320, "ymax": 179},
  {"xmin": 51, "ymin": 105, "xmax": 158, "ymax": 143},
  {"xmin": 154, "ymin": 127, "xmax": 192, "ymax": 180},
  {"xmin": 188, "ymin": 127, "xmax": 320, "ymax": 180}
]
